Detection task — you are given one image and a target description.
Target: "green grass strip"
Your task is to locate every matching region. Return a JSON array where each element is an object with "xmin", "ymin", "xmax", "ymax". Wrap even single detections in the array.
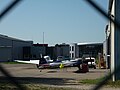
[{"xmin": 80, "ymin": 77, "xmax": 120, "ymax": 87}]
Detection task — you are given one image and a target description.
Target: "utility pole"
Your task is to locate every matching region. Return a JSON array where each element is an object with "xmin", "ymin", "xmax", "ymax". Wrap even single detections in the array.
[
  {"xmin": 43, "ymin": 32, "xmax": 45, "ymax": 56},
  {"xmin": 43, "ymin": 32, "xmax": 44, "ymax": 46}
]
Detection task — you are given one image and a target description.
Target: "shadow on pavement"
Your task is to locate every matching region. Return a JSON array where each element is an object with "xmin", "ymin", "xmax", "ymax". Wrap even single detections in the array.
[{"xmin": 0, "ymin": 76, "xmax": 79, "ymax": 85}]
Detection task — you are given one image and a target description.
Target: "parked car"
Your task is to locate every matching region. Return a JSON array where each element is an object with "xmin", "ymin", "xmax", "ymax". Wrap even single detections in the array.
[
  {"xmin": 70, "ymin": 58, "xmax": 83, "ymax": 67},
  {"xmin": 57, "ymin": 56, "xmax": 64, "ymax": 61},
  {"xmin": 84, "ymin": 57, "xmax": 96, "ymax": 69},
  {"xmin": 72, "ymin": 58, "xmax": 89, "ymax": 73}
]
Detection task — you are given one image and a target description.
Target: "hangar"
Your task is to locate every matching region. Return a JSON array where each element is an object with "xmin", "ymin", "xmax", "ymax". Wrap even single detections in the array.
[{"xmin": 0, "ymin": 34, "xmax": 33, "ymax": 62}]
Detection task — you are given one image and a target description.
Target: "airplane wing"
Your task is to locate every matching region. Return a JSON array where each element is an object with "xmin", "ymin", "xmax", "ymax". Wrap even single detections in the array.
[{"xmin": 14, "ymin": 60, "xmax": 40, "ymax": 64}]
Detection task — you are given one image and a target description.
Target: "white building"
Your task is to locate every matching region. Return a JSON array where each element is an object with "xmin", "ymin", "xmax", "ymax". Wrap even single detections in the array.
[{"xmin": 69, "ymin": 43, "xmax": 79, "ymax": 59}]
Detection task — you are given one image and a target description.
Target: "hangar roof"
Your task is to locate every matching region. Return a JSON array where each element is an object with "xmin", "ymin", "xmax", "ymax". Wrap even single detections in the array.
[
  {"xmin": 77, "ymin": 42, "xmax": 103, "ymax": 46},
  {"xmin": 0, "ymin": 34, "xmax": 33, "ymax": 43}
]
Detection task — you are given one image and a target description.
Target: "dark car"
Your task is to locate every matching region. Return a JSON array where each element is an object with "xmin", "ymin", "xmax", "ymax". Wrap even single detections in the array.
[
  {"xmin": 72, "ymin": 58, "xmax": 89, "ymax": 72},
  {"xmin": 71, "ymin": 59, "xmax": 83, "ymax": 67}
]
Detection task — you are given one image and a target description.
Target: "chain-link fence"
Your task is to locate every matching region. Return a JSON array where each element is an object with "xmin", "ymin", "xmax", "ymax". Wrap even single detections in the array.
[
  {"xmin": 0, "ymin": 1, "xmax": 27, "ymax": 90},
  {"xmin": 0, "ymin": 0, "xmax": 119, "ymax": 90}
]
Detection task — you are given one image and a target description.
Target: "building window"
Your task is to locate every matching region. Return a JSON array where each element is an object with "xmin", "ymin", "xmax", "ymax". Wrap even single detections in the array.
[
  {"xmin": 72, "ymin": 53, "xmax": 74, "ymax": 58},
  {"xmin": 72, "ymin": 46, "xmax": 74, "ymax": 51}
]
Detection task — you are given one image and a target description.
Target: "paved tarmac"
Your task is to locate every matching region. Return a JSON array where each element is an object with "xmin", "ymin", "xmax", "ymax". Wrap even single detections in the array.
[
  {"xmin": 0, "ymin": 63, "xmax": 109, "ymax": 79},
  {"xmin": 0, "ymin": 63, "xmax": 119, "ymax": 90}
]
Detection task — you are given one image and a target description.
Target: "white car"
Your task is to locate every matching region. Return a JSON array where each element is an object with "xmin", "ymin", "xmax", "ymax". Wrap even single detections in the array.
[{"xmin": 85, "ymin": 57, "xmax": 96, "ymax": 69}]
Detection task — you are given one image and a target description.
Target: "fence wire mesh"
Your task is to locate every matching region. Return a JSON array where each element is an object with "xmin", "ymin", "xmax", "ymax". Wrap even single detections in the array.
[
  {"xmin": 85, "ymin": 0, "xmax": 120, "ymax": 90},
  {"xmin": 0, "ymin": 0, "xmax": 27, "ymax": 90},
  {"xmin": 0, "ymin": 0, "xmax": 119, "ymax": 90}
]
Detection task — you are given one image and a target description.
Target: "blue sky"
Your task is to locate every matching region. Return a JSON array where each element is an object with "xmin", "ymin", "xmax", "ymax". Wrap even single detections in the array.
[{"xmin": 0, "ymin": 0, "xmax": 108, "ymax": 45}]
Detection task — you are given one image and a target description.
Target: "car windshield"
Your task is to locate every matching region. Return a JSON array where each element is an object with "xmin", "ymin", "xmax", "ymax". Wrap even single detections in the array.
[{"xmin": 86, "ymin": 59, "xmax": 94, "ymax": 62}]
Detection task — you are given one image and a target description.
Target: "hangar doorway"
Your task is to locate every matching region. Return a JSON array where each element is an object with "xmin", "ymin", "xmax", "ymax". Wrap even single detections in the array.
[{"xmin": 0, "ymin": 46, "xmax": 12, "ymax": 62}]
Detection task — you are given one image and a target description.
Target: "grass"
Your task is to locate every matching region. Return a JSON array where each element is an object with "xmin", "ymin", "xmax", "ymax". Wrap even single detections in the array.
[
  {"xmin": 1, "ymin": 78, "xmax": 120, "ymax": 89},
  {"xmin": 107, "ymin": 80, "xmax": 120, "ymax": 87},
  {"xmin": 0, "ymin": 83, "xmax": 19, "ymax": 90},
  {"xmin": 79, "ymin": 76, "xmax": 105, "ymax": 84},
  {"xmin": 79, "ymin": 77, "xmax": 120, "ymax": 87},
  {"xmin": 0, "ymin": 83, "xmax": 76, "ymax": 90},
  {"xmin": 27, "ymin": 84, "xmax": 75, "ymax": 90}
]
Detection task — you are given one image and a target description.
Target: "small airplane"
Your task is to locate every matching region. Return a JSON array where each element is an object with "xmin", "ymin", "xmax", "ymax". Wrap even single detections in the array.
[{"xmin": 15, "ymin": 56, "xmax": 82, "ymax": 71}]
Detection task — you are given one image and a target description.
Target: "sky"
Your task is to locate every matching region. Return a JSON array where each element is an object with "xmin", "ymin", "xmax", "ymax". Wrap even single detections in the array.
[{"xmin": 0, "ymin": 0, "xmax": 109, "ymax": 46}]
